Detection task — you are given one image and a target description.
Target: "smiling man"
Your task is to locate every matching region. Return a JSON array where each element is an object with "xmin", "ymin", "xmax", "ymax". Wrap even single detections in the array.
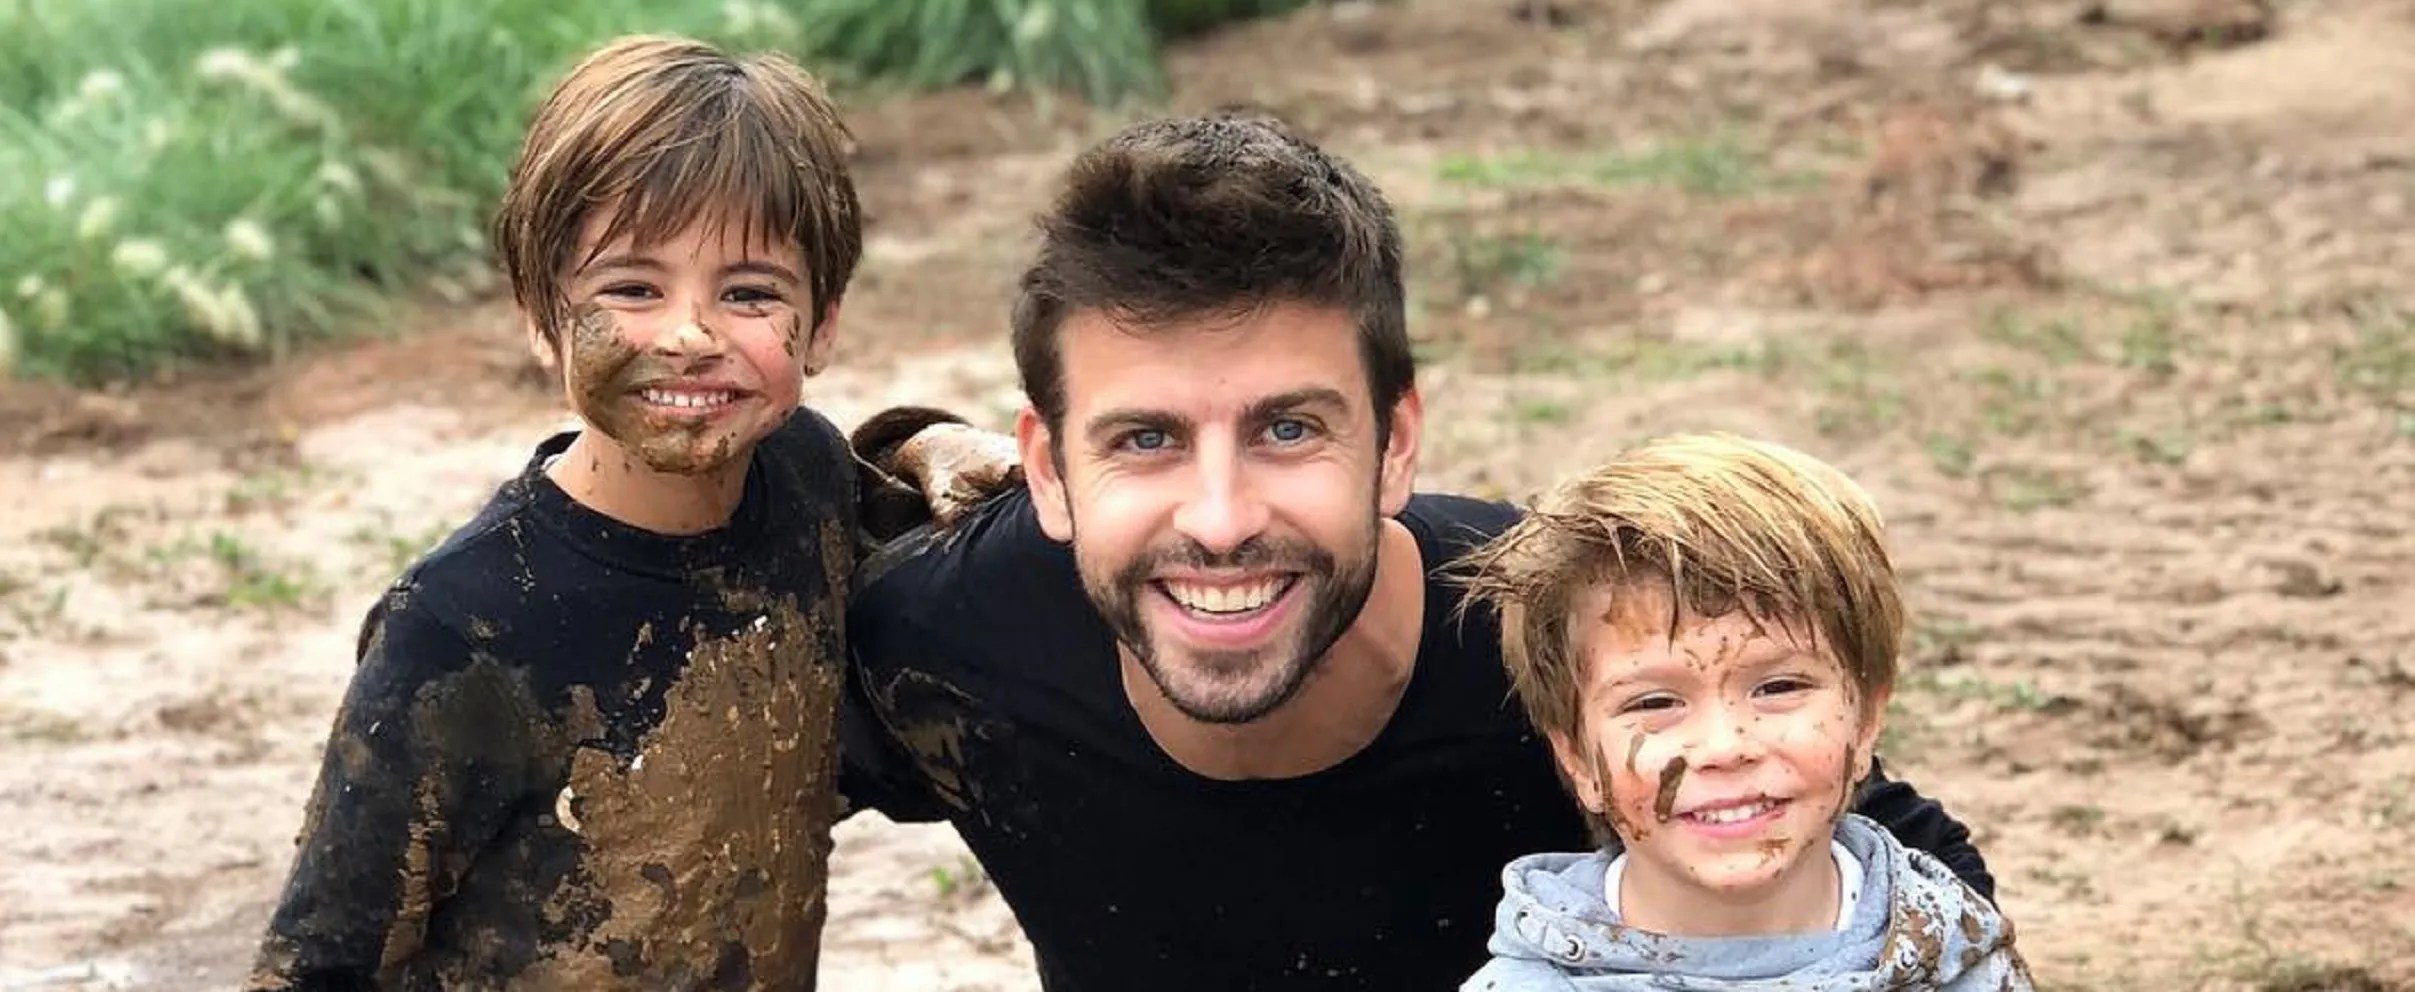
[{"xmin": 837, "ymin": 115, "xmax": 1994, "ymax": 992}]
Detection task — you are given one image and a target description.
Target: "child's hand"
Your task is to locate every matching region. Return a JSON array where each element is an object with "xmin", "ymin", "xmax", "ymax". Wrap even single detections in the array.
[{"xmin": 894, "ymin": 422, "xmax": 1022, "ymax": 529}]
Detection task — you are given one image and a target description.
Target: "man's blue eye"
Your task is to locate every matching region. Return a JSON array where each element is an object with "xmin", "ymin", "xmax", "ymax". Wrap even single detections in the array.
[
  {"xmin": 1268, "ymin": 419, "xmax": 1309, "ymax": 442},
  {"xmin": 1128, "ymin": 430, "xmax": 1168, "ymax": 451}
]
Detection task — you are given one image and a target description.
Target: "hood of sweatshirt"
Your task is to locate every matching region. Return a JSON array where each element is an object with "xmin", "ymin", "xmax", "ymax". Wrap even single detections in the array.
[{"xmin": 1465, "ymin": 814, "xmax": 2018, "ymax": 991}]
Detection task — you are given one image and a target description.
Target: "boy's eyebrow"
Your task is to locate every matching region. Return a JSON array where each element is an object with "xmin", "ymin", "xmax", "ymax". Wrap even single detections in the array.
[
  {"xmin": 722, "ymin": 260, "xmax": 802, "ymax": 283},
  {"xmin": 570, "ymin": 257, "xmax": 802, "ymax": 283}
]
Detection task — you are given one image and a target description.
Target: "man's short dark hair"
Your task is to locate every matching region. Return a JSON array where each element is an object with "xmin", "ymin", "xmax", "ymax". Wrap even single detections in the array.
[{"xmin": 1010, "ymin": 114, "xmax": 1413, "ymax": 438}]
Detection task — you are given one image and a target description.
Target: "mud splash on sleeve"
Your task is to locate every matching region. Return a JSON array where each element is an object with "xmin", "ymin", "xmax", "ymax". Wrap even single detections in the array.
[
  {"xmin": 247, "ymin": 619, "xmax": 547, "ymax": 990},
  {"xmin": 518, "ymin": 590, "xmax": 845, "ymax": 989}
]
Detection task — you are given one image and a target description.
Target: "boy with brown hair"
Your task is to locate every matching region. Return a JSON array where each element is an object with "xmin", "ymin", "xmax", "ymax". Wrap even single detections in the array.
[
  {"xmin": 247, "ymin": 35, "xmax": 866, "ymax": 990},
  {"xmin": 1456, "ymin": 433, "xmax": 2029, "ymax": 990}
]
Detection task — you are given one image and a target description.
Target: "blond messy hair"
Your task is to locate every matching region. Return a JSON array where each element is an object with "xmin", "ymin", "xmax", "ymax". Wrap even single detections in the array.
[
  {"xmin": 492, "ymin": 35, "xmax": 863, "ymax": 350},
  {"xmin": 1458, "ymin": 433, "xmax": 1905, "ymax": 753}
]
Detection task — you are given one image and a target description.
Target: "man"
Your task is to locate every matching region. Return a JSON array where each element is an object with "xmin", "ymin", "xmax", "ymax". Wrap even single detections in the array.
[{"xmin": 839, "ymin": 114, "xmax": 1990, "ymax": 992}]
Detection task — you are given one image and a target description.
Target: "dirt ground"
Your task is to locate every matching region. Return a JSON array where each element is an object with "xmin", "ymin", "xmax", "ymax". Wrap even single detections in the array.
[{"xmin": 4, "ymin": 0, "xmax": 2413, "ymax": 988}]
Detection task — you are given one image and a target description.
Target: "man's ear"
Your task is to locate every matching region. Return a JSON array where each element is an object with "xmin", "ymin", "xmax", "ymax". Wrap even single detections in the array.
[
  {"xmin": 1377, "ymin": 386, "xmax": 1424, "ymax": 516},
  {"xmin": 800, "ymin": 301, "xmax": 841, "ymax": 376},
  {"xmin": 1546, "ymin": 730, "xmax": 1606, "ymax": 815},
  {"xmin": 1017, "ymin": 406, "xmax": 1074, "ymax": 543}
]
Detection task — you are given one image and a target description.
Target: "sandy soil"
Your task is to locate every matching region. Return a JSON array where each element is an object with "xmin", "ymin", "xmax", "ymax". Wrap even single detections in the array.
[{"xmin": 4, "ymin": 0, "xmax": 2413, "ymax": 988}]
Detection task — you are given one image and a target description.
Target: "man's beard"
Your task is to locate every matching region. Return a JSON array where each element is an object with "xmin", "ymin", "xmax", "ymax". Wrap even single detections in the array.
[{"xmin": 1083, "ymin": 520, "xmax": 1381, "ymax": 725}]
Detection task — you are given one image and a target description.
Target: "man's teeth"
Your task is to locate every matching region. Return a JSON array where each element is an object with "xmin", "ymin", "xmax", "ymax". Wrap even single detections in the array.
[
  {"xmin": 1164, "ymin": 578, "xmax": 1286, "ymax": 615},
  {"xmin": 1688, "ymin": 801, "xmax": 1775, "ymax": 825},
  {"xmin": 642, "ymin": 389, "xmax": 735, "ymax": 409}
]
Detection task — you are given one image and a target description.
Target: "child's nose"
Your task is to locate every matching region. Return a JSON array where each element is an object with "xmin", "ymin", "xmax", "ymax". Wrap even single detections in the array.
[
  {"xmin": 1686, "ymin": 703, "xmax": 1767, "ymax": 769},
  {"xmin": 652, "ymin": 302, "xmax": 727, "ymax": 356}
]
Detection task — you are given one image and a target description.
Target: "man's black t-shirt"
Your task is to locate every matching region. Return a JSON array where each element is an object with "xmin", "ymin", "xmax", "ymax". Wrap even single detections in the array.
[
  {"xmin": 842, "ymin": 490, "xmax": 1992, "ymax": 992},
  {"xmin": 251, "ymin": 409, "xmax": 858, "ymax": 990}
]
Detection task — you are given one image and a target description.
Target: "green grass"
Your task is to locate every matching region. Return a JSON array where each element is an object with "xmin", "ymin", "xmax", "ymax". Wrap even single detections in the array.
[
  {"xmin": 0, "ymin": 0, "xmax": 1308, "ymax": 383},
  {"xmin": 1438, "ymin": 130, "xmax": 1824, "ymax": 198},
  {"xmin": 1445, "ymin": 231, "xmax": 1564, "ymax": 300}
]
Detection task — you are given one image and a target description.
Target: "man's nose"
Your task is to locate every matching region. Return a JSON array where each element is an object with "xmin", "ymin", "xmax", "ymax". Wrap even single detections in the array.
[{"xmin": 1170, "ymin": 436, "xmax": 1269, "ymax": 556}]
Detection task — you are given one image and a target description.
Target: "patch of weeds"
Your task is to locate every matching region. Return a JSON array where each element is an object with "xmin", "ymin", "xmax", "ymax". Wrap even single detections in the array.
[
  {"xmin": 2047, "ymin": 804, "xmax": 2108, "ymax": 836},
  {"xmin": 1986, "ymin": 465, "xmax": 2085, "ymax": 512},
  {"xmin": 2120, "ymin": 427, "xmax": 2195, "ymax": 466},
  {"xmin": 2025, "ymin": 864, "xmax": 2099, "ymax": 900},
  {"xmin": 1, "ymin": 706, "xmax": 87, "ymax": 744},
  {"xmin": 1, "ymin": 585, "xmax": 74, "ymax": 637},
  {"xmin": 1925, "ymin": 672, "xmax": 2072, "ymax": 714},
  {"xmin": 2119, "ymin": 304, "xmax": 2181, "ymax": 376},
  {"xmin": 2207, "ymin": 874, "xmax": 2400, "ymax": 992},
  {"xmin": 1437, "ymin": 150, "xmax": 1586, "ymax": 188},
  {"xmin": 1877, "ymin": 695, "xmax": 1930, "ymax": 763},
  {"xmin": 206, "ymin": 533, "xmax": 316, "ymax": 611},
  {"xmin": 1907, "ymin": 615, "xmax": 1981, "ymax": 665},
  {"xmin": 928, "ymin": 855, "xmax": 988, "ymax": 900},
  {"xmin": 1805, "ymin": 340, "xmax": 1904, "ymax": 438},
  {"xmin": 1924, "ymin": 433, "xmax": 1977, "ymax": 478},
  {"xmin": 2233, "ymin": 401, "xmax": 2298, "ymax": 428},
  {"xmin": 1512, "ymin": 398, "xmax": 1574, "ymax": 425},
  {"xmin": 1528, "ymin": 337, "xmax": 1792, "ymax": 382},
  {"xmin": 347, "ymin": 519, "xmax": 455, "ymax": 577},
  {"xmin": 1436, "ymin": 131, "xmax": 1820, "ymax": 198},
  {"xmin": 1446, "ymin": 231, "xmax": 1565, "ymax": 301},
  {"xmin": 1967, "ymin": 366, "xmax": 2059, "ymax": 436},
  {"xmin": 223, "ymin": 465, "xmax": 326, "ymax": 514},
  {"xmin": 36, "ymin": 522, "xmax": 110, "ymax": 569},
  {"xmin": 2338, "ymin": 303, "xmax": 2413, "ymax": 409},
  {"xmin": 1982, "ymin": 308, "xmax": 2090, "ymax": 365}
]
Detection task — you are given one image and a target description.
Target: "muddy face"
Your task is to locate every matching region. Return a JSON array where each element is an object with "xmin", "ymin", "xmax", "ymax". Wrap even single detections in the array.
[
  {"xmin": 564, "ymin": 305, "xmax": 745, "ymax": 477},
  {"xmin": 1554, "ymin": 581, "xmax": 1881, "ymax": 932}
]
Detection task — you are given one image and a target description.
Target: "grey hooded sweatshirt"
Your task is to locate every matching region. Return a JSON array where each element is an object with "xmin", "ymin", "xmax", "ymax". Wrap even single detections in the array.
[{"xmin": 1462, "ymin": 814, "xmax": 2031, "ymax": 991}]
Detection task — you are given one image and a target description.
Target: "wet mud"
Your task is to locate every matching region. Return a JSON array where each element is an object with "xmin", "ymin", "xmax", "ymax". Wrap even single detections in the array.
[
  {"xmin": 516, "ymin": 594, "xmax": 842, "ymax": 989},
  {"xmin": 1651, "ymin": 755, "xmax": 1689, "ymax": 823},
  {"xmin": 567, "ymin": 306, "xmax": 741, "ymax": 477}
]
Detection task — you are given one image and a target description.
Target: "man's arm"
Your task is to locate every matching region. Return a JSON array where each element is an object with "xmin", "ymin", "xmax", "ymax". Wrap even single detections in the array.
[
  {"xmin": 246, "ymin": 597, "xmax": 536, "ymax": 990},
  {"xmin": 849, "ymin": 406, "xmax": 1021, "ymax": 542},
  {"xmin": 1852, "ymin": 757, "xmax": 1995, "ymax": 901}
]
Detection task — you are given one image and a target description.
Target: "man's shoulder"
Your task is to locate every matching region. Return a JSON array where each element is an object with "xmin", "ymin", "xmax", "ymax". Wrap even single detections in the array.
[
  {"xmin": 850, "ymin": 489, "xmax": 1084, "ymax": 660},
  {"xmin": 1400, "ymin": 492, "xmax": 1524, "ymax": 559}
]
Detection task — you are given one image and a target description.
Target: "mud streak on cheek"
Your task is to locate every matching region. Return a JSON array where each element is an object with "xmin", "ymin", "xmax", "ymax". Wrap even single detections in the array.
[
  {"xmin": 1653, "ymin": 754, "xmax": 1689, "ymax": 823},
  {"xmin": 567, "ymin": 306, "xmax": 645, "ymax": 446}
]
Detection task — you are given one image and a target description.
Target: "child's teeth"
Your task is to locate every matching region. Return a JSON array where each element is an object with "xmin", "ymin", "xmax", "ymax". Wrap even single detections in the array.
[{"xmin": 1694, "ymin": 802, "xmax": 1771, "ymax": 824}]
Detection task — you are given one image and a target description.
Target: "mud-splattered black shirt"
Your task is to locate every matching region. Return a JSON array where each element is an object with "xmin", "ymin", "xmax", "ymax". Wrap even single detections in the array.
[
  {"xmin": 840, "ymin": 490, "xmax": 1993, "ymax": 992},
  {"xmin": 250, "ymin": 408, "xmax": 858, "ymax": 992}
]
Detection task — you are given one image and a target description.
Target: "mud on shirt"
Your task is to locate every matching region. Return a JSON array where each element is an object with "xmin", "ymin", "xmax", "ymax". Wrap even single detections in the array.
[
  {"xmin": 248, "ymin": 408, "xmax": 858, "ymax": 991},
  {"xmin": 839, "ymin": 490, "xmax": 1994, "ymax": 992}
]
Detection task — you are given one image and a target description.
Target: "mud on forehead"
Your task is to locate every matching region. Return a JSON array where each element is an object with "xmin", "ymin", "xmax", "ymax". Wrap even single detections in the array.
[{"xmin": 1578, "ymin": 570, "xmax": 1826, "ymax": 657}]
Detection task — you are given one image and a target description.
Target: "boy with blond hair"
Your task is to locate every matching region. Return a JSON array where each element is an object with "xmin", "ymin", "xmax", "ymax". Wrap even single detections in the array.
[
  {"xmin": 248, "ymin": 35, "xmax": 867, "ymax": 989},
  {"xmin": 1456, "ymin": 434, "xmax": 2029, "ymax": 991}
]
